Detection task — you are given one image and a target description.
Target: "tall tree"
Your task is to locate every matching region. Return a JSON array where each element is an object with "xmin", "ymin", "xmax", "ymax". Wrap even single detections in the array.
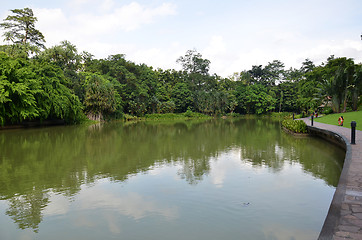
[
  {"xmin": 351, "ymin": 65, "xmax": 362, "ymax": 111},
  {"xmin": 0, "ymin": 52, "xmax": 83, "ymax": 125},
  {"xmin": 300, "ymin": 59, "xmax": 315, "ymax": 74},
  {"xmin": 177, "ymin": 49, "xmax": 212, "ymax": 95},
  {"xmin": 248, "ymin": 65, "xmax": 264, "ymax": 83},
  {"xmin": 263, "ymin": 60, "xmax": 285, "ymax": 85},
  {"xmin": 324, "ymin": 57, "xmax": 355, "ymax": 112},
  {"xmin": 176, "ymin": 49, "xmax": 210, "ymax": 75},
  {"xmin": 0, "ymin": 8, "xmax": 45, "ymax": 49},
  {"xmin": 83, "ymin": 73, "xmax": 122, "ymax": 120}
]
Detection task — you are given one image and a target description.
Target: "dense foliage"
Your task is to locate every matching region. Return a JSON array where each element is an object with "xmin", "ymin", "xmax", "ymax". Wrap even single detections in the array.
[
  {"xmin": 282, "ymin": 119, "xmax": 308, "ymax": 133},
  {"xmin": 0, "ymin": 8, "xmax": 361, "ymax": 126}
]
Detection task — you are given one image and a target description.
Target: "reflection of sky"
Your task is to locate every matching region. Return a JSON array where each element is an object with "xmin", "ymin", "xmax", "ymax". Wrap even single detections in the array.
[
  {"xmin": 262, "ymin": 223, "xmax": 317, "ymax": 240},
  {"xmin": 209, "ymin": 148, "xmax": 242, "ymax": 188},
  {"xmin": 39, "ymin": 179, "xmax": 180, "ymax": 237},
  {"xmin": 43, "ymin": 193, "xmax": 70, "ymax": 216},
  {"xmin": 43, "ymin": 181, "xmax": 178, "ymax": 221},
  {"xmin": 1, "ymin": 144, "xmax": 337, "ymax": 239},
  {"xmin": 78, "ymin": 187, "xmax": 178, "ymax": 220}
]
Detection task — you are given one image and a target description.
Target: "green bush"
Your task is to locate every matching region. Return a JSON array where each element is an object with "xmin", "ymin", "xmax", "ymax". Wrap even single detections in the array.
[
  {"xmin": 124, "ymin": 114, "xmax": 140, "ymax": 121},
  {"xmin": 282, "ymin": 119, "xmax": 308, "ymax": 133},
  {"xmin": 184, "ymin": 109, "xmax": 193, "ymax": 118},
  {"xmin": 143, "ymin": 112, "xmax": 210, "ymax": 120},
  {"xmin": 269, "ymin": 112, "xmax": 293, "ymax": 119},
  {"xmin": 322, "ymin": 107, "xmax": 333, "ymax": 115},
  {"xmin": 226, "ymin": 112, "xmax": 241, "ymax": 117}
]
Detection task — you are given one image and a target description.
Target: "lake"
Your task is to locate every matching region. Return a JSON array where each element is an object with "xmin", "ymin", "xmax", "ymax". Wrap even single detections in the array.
[{"xmin": 0, "ymin": 118, "xmax": 345, "ymax": 240}]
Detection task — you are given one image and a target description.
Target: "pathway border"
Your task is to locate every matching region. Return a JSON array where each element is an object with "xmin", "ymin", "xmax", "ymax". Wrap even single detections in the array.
[{"xmin": 300, "ymin": 118, "xmax": 362, "ymax": 240}]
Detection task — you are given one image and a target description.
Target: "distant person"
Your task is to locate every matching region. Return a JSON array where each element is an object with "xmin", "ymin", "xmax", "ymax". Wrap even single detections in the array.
[{"xmin": 338, "ymin": 116, "xmax": 344, "ymax": 126}]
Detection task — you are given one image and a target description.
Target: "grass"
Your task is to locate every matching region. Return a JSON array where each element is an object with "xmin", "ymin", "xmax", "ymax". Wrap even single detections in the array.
[
  {"xmin": 315, "ymin": 110, "xmax": 362, "ymax": 131},
  {"xmin": 142, "ymin": 112, "xmax": 211, "ymax": 121}
]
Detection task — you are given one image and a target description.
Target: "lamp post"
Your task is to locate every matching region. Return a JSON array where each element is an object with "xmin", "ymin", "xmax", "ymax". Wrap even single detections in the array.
[{"xmin": 351, "ymin": 121, "xmax": 356, "ymax": 145}]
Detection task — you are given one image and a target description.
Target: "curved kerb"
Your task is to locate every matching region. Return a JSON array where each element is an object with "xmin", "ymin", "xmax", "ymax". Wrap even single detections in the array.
[{"xmin": 306, "ymin": 126, "xmax": 352, "ymax": 240}]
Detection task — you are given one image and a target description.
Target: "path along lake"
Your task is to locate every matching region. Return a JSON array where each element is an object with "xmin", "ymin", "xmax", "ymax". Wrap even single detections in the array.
[{"xmin": 0, "ymin": 118, "xmax": 344, "ymax": 240}]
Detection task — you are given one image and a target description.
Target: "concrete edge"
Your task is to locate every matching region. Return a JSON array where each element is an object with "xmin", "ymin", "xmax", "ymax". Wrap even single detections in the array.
[{"xmin": 306, "ymin": 126, "xmax": 352, "ymax": 240}]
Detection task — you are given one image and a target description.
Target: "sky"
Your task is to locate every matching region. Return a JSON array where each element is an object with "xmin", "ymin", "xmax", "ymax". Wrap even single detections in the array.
[{"xmin": 0, "ymin": 0, "xmax": 361, "ymax": 77}]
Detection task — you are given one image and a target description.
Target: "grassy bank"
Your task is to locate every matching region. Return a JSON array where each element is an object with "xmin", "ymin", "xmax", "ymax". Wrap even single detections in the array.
[
  {"xmin": 144, "ymin": 112, "xmax": 211, "ymax": 121},
  {"xmin": 315, "ymin": 111, "xmax": 362, "ymax": 131},
  {"xmin": 123, "ymin": 110, "xmax": 212, "ymax": 122}
]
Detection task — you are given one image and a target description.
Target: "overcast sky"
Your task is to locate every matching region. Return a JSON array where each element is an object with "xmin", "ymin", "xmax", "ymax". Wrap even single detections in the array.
[{"xmin": 1, "ymin": 0, "xmax": 361, "ymax": 77}]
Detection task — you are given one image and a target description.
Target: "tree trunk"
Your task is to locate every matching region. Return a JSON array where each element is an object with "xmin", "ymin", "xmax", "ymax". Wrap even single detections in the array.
[
  {"xmin": 342, "ymin": 91, "xmax": 348, "ymax": 113},
  {"xmin": 87, "ymin": 112, "xmax": 103, "ymax": 121},
  {"xmin": 352, "ymin": 90, "xmax": 358, "ymax": 111}
]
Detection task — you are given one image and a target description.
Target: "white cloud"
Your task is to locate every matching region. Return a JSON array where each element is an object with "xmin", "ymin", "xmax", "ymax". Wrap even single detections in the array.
[
  {"xmin": 34, "ymin": 8, "xmax": 69, "ymax": 46},
  {"xmin": 71, "ymin": 2, "xmax": 177, "ymax": 33},
  {"xmin": 100, "ymin": 0, "xmax": 115, "ymax": 12},
  {"xmin": 203, "ymin": 35, "xmax": 227, "ymax": 61},
  {"xmin": 1, "ymin": 0, "xmax": 361, "ymax": 77},
  {"xmin": 203, "ymin": 35, "xmax": 230, "ymax": 76},
  {"xmin": 304, "ymin": 39, "xmax": 362, "ymax": 65},
  {"xmin": 33, "ymin": 2, "xmax": 177, "ymax": 49},
  {"xmin": 130, "ymin": 44, "xmax": 183, "ymax": 70},
  {"xmin": 112, "ymin": 2, "xmax": 177, "ymax": 31}
]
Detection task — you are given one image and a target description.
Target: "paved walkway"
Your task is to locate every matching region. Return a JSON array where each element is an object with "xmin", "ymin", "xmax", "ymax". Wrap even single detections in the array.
[{"xmin": 301, "ymin": 118, "xmax": 362, "ymax": 240}]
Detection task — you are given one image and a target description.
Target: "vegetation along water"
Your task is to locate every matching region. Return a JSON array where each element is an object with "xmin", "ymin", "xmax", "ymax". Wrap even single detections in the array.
[
  {"xmin": 0, "ymin": 8, "xmax": 361, "ymax": 126},
  {"xmin": 0, "ymin": 7, "xmax": 358, "ymax": 240}
]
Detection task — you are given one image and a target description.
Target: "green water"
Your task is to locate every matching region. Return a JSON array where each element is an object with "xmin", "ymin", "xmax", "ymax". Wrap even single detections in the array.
[{"xmin": 0, "ymin": 119, "xmax": 344, "ymax": 240}]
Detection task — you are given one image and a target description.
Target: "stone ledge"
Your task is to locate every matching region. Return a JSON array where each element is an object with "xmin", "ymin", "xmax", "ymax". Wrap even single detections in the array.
[{"xmin": 306, "ymin": 126, "xmax": 353, "ymax": 240}]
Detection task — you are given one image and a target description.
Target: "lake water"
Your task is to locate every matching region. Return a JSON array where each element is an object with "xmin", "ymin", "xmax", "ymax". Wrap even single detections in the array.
[{"xmin": 0, "ymin": 119, "xmax": 345, "ymax": 240}]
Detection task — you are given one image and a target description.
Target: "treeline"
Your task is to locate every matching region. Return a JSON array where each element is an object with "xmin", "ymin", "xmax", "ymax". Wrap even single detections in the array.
[{"xmin": 0, "ymin": 8, "xmax": 361, "ymax": 125}]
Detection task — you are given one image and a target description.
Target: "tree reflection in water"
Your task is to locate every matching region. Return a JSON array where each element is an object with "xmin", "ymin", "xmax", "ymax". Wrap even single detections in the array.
[
  {"xmin": 5, "ymin": 188, "xmax": 49, "ymax": 233},
  {"xmin": 0, "ymin": 118, "xmax": 344, "ymax": 232}
]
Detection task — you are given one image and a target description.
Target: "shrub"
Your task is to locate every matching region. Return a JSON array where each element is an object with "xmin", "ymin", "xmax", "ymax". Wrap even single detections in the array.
[
  {"xmin": 282, "ymin": 119, "xmax": 307, "ymax": 133},
  {"xmin": 226, "ymin": 112, "xmax": 241, "ymax": 117},
  {"xmin": 322, "ymin": 107, "xmax": 333, "ymax": 115},
  {"xmin": 184, "ymin": 108, "xmax": 193, "ymax": 118},
  {"xmin": 124, "ymin": 114, "xmax": 140, "ymax": 121},
  {"xmin": 269, "ymin": 112, "xmax": 293, "ymax": 119}
]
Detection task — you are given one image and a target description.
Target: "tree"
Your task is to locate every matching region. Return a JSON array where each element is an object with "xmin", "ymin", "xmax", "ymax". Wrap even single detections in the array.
[
  {"xmin": 83, "ymin": 73, "xmax": 122, "ymax": 120},
  {"xmin": 248, "ymin": 65, "xmax": 264, "ymax": 83},
  {"xmin": 323, "ymin": 57, "xmax": 355, "ymax": 112},
  {"xmin": 248, "ymin": 60, "xmax": 285, "ymax": 86},
  {"xmin": 0, "ymin": 52, "xmax": 84, "ymax": 125},
  {"xmin": 0, "ymin": 53, "xmax": 38, "ymax": 124},
  {"xmin": 351, "ymin": 65, "xmax": 362, "ymax": 111},
  {"xmin": 38, "ymin": 41, "xmax": 84, "ymax": 99},
  {"xmin": 0, "ymin": 8, "xmax": 45, "ymax": 50},
  {"xmin": 275, "ymin": 81, "xmax": 299, "ymax": 112},
  {"xmin": 235, "ymin": 83, "xmax": 276, "ymax": 114},
  {"xmin": 39, "ymin": 41, "xmax": 81, "ymax": 73},
  {"xmin": 176, "ymin": 49, "xmax": 210, "ymax": 75},
  {"xmin": 171, "ymin": 82, "xmax": 193, "ymax": 112},
  {"xmin": 298, "ymin": 66, "xmax": 324, "ymax": 114},
  {"xmin": 300, "ymin": 59, "xmax": 315, "ymax": 74},
  {"xmin": 31, "ymin": 61, "xmax": 84, "ymax": 123},
  {"xmin": 263, "ymin": 60, "xmax": 285, "ymax": 85}
]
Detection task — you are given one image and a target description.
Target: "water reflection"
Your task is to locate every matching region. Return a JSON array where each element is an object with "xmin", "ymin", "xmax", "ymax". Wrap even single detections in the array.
[
  {"xmin": 5, "ymin": 188, "xmax": 49, "ymax": 233},
  {"xmin": 0, "ymin": 119, "xmax": 344, "ymax": 236},
  {"xmin": 77, "ymin": 187, "xmax": 178, "ymax": 220}
]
